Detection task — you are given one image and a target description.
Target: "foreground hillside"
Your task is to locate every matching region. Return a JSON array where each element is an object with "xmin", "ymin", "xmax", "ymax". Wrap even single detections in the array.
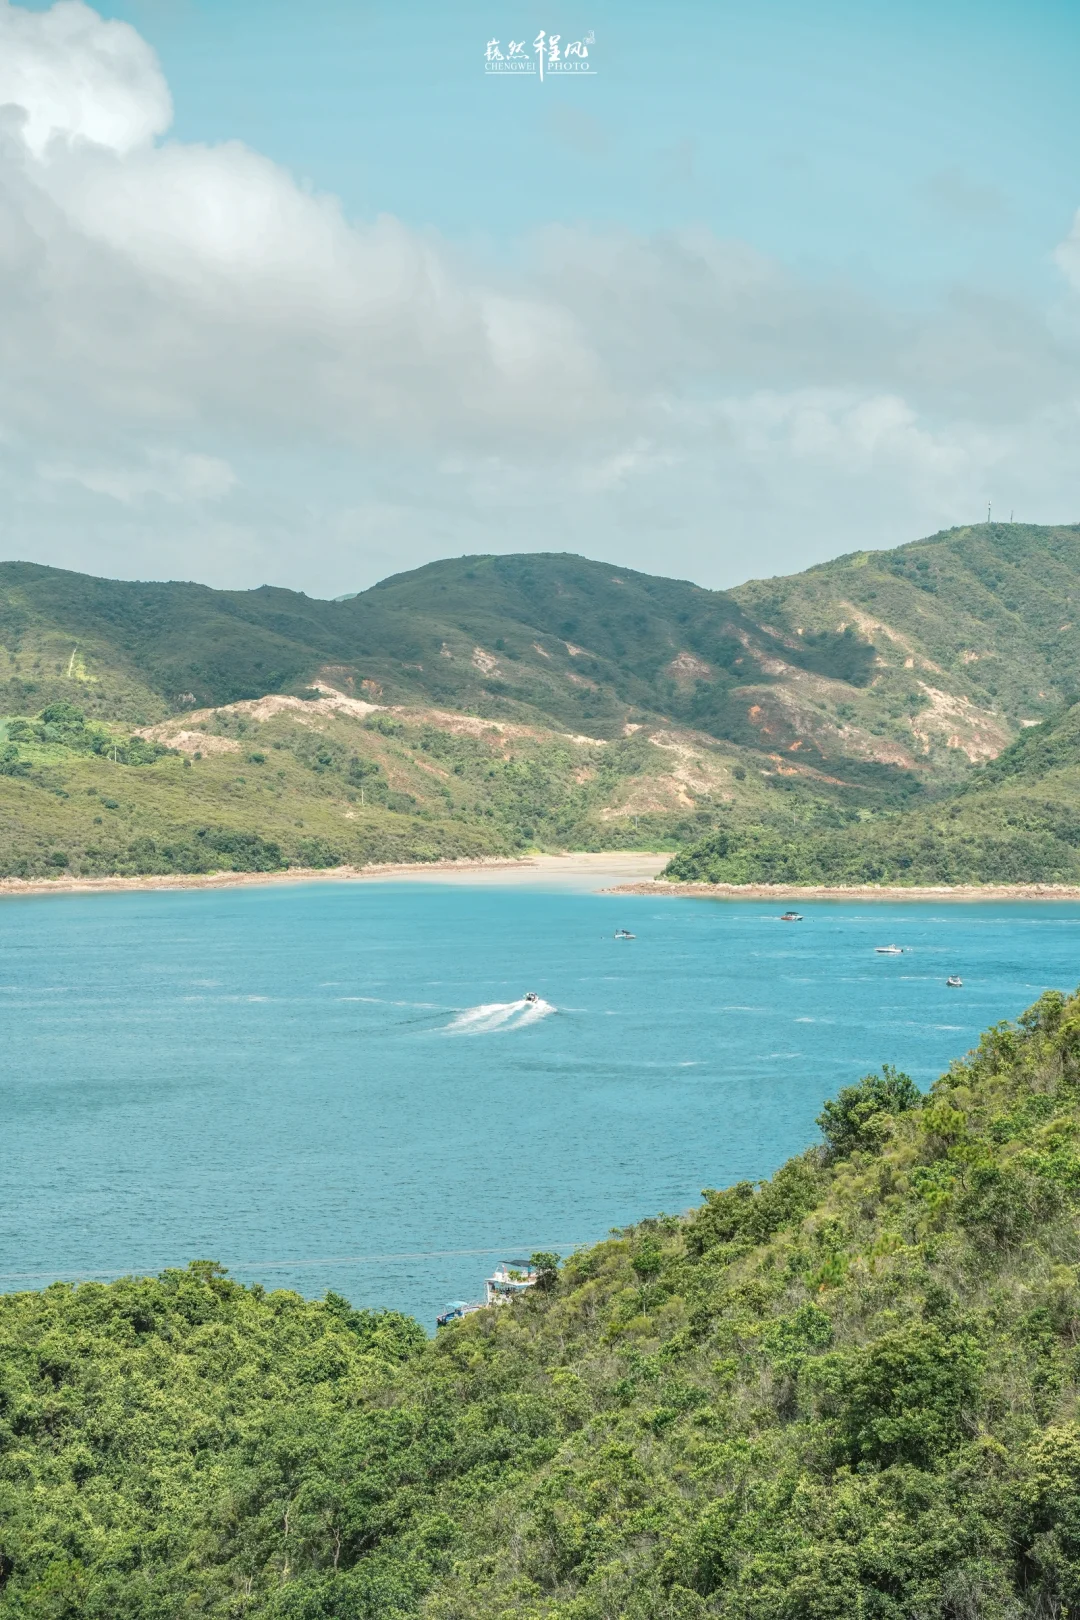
[
  {"xmin": 666, "ymin": 701, "xmax": 1080, "ymax": 886},
  {"xmin": 4, "ymin": 994, "xmax": 1080, "ymax": 1615}
]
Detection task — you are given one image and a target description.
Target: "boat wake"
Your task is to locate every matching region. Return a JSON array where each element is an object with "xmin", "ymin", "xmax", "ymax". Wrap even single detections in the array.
[{"xmin": 445, "ymin": 997, "xmax": 555, "ymax": 1035}]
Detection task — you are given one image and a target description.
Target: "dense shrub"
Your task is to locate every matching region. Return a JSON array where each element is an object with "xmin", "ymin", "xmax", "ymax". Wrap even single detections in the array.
[{"xmin": 816, "ymin": 1063, "xmax": 922, "ymax": 1158}]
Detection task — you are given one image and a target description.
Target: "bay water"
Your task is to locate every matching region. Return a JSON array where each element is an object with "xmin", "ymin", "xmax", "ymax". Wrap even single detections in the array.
[{"xmin": 2, "ymin": 878, "xmax": 1078, "ymax": 1325}]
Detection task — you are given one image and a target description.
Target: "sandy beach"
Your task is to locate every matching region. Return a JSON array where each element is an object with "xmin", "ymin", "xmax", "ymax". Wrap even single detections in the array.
[
  {"xmin": 6, "ymin": 858, "xmax": 1080, "ymax": 902},
  {"xmin": 0, "ymin": 851, "xmax": 670, "ymax": 899},
  {"xmin": 607, "ymin": 879, "xmax": 1080, "ymax": 902}
]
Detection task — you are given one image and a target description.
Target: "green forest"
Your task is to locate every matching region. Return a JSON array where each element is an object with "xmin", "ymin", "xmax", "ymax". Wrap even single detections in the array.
[
  {"xmin": 5, "ymin": 993, "xmax": 1080, "ymax": 1616},
  {"xmin": 665, "ymin": 702, "xmax": 1080, "ymax": 887}
]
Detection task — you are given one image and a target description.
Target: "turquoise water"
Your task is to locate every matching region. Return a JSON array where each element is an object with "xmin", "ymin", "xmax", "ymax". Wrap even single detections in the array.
[{"xmin": 2, "ymin": 881, "xmax": 1078, "ymax": 1325}]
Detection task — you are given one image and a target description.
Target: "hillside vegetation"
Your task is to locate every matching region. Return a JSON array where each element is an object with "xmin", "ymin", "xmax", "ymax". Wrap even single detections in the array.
[
  {"xmin": 733, "ymin": 520, "xmax": 1080, "ymax": 733},
  {"xmin": 4, "ymin": 994, "xmax": 1080, "ymax": 1615},
  {"xmin": 665, "ymin": 702, "xmax": 1080, "ymax": 887},
  {"xmin": 5, "ymin": 523, "xmax": 1080, "ymax": 877},
  {"xmin": 9, "ymin": 524, "xmax": 1078, "ymax": 782},
  {"xmin": 0, "ymin": 689, "xmax": 785, "ymax": 879}
]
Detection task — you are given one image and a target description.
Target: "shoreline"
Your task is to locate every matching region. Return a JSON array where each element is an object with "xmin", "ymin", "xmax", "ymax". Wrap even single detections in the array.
[
  {"xmin": 607, "ymin": 879, "xmax": 1080, "ymax": 902},
  {"xmin": 7, "ymin": 856, "xmax": 1080, "ymax": 903},
  {"xmin": 0, "ymin": 851, "xmax": 669, "ymax": 899}
]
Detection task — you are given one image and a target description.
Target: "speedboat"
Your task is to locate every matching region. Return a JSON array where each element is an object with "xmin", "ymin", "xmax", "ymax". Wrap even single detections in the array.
[
  {"xmin": 946, "ymin": 975, "xmax": 963, "ymax": 988},
  {"xmin": 524, "ymin": 991, "xmax": 539, "ymax": 1004},
  {"xmin": 614, "ymin": 928, "xmax": 635, "ymax": 939},
  {"xmin": 876, "ymin": 945, "xmax": 904, "ymax": 955},
  {"xmin": 779, "ymin": 911, "xmax": 803, "ymax": 922}
]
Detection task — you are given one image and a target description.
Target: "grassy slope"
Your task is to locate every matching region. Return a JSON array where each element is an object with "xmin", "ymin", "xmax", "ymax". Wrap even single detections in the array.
[
  {"xmin": 0, "ymin": 694, "xmax": 786, "ymax": 878},
  {"xmin": 731, "ymin": 521, "xmax": 1080, "ymax": 760},
  {"xmin": 5, "ymin": 995, "xmax": 1080, "ymax": 1616},
  {"xmin": 664, "ymin": 703, "xmax": 1080, "ymax": 886},
  {"xmin": 347, "ymin": 553, "xmax": 883, "ymax": 754}
]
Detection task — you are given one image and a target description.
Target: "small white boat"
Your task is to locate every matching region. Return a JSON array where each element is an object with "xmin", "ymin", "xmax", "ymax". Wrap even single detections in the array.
[
  {"xmin": 614, "ymin": 928, "xmax": 635, "ymax": 940},
  {"xmin": 946, "ymin": 975, "xmax": 963, "ymax": 988},
  {"xmin": 779, "ymin": 911, "xmax": 803, "ymax": 922},
  {"xmin": 875, "ymin": 945, "xmax": 904, "ymax": 955},
  {"xmin": 524, "ymin": 991, "xmax": 539, "ymax": 1004}
]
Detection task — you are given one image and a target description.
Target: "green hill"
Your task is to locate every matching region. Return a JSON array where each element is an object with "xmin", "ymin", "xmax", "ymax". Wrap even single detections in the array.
[
  {"xmin": 9, "ymin": 528, "xmax": 1069, "ymax": 780},
  {"xmin": 664, "ymin": 701, "xmax": 1080, "ymax": 887},
  {"xmin": 732, "ymin": 520, "xmax": 1080, "ymax": 731},
  {"xmin": 0, "ymin": 553, "xmax": 883, "ymax": 749},
  {"xmin": 4, "ymin": 993, "xmax": 1080, "ymax": 1615},
  {"xmin": 6, "ymin": 522, "xmax": 1080, "ymax": 878}
]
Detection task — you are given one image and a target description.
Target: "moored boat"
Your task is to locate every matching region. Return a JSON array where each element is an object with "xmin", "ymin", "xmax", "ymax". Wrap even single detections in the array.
[
  {"xmin": 436, "ymin": 1300, "xmax": 483, "ymax": 1328},
  {"xmin": 946, "ymin": 975, "xmax": 963, "ymax": 988}
]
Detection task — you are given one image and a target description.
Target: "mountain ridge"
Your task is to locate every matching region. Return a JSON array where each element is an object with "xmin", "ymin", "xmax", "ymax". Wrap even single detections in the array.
[
  {"xmin": 3, "ymin": 523, "xmax": 1080, "ymax": 879},
  {"xmin": 6, "ymin": 524, "xmax": 1070, "ymax": 771}
]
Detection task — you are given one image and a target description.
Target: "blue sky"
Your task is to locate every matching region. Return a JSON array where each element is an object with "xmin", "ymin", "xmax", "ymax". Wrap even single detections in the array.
[
  {"xmin": 69, "ymin": 0, "xmax": 1080, "ymax": 288},
  {"xmin": 4, "ymin": 0, "xmax": 1080, "ymax": 592}
]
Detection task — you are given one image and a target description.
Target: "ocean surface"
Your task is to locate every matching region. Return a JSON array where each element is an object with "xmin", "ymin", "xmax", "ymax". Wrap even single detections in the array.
[{"xmin": 2, "ymin": 878, "xmax": 1079, "ymax": 1326}]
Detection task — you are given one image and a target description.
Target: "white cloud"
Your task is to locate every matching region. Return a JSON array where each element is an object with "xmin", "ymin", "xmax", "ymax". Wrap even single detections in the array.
[
  {"xmin": 0, "ymin": 0, "xmax": 1078, "ymax": 596},
  {"xmin": 0, "ymin": 0, "xmax": 169, "ymax": 156}
]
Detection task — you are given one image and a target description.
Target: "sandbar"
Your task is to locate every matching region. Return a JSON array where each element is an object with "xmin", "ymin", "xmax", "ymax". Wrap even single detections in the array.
[{"xmin": 0, "ymin": 851, "xmax": 669, "ymax": 900}]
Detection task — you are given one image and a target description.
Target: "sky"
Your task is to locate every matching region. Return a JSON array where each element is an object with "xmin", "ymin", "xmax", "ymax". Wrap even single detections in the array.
[{"xmin": 2, "ymin": 0, "xmax": 1080, "ymax": 597}]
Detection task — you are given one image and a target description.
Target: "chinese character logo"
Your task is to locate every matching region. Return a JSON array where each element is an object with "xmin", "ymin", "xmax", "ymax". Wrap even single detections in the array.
[{"xmin": 483, "ymin": 28, "xmax": 596, "ymax": 79}]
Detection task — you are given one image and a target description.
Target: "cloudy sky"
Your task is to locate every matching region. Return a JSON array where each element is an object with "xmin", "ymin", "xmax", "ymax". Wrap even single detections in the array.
[{"xmin": 2, "ymin": 0, "xmax": 1079, "ymax": 596}]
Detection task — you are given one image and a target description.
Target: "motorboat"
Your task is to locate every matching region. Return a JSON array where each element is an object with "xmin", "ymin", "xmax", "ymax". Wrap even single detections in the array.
[
  {"xmin": 779, "ymin": 911, "xmax": 803, "ymax": 922},
  {"xmin": 524, "ymin": 991, "xmax": 539, "ymax": 1004},
  {"xmin": 946, "ymin": 976, "xmax": 963, "ymax": 988},
  {"xmin": 614, "ymin": 928, "xmax": 636, "ymax": 939},
  {"xmin": 875, "ymin": 945, "xmax": 904, "ymax": 955},
  {"xmin": 436, "ymin": 1299, "xmax": 483, "ymax": 1328}
]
